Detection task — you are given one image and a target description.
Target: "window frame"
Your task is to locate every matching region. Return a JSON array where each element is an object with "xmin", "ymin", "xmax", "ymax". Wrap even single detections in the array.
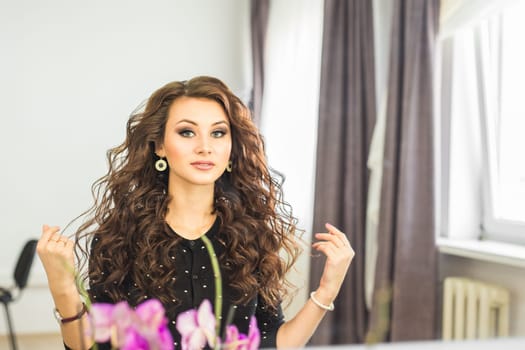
[
  {"xmin": 477, "ymin": 11, "xmax": 525, "ymax": 244},
  {"xmin": 437, "ymin": 8, "xmax": 525, "ymax": 246}
]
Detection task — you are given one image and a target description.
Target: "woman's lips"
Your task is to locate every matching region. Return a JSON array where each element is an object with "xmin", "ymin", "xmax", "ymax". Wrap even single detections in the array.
[{"xmin": 191, "ymin": 161, "xmax": 215, "ymax": 170}]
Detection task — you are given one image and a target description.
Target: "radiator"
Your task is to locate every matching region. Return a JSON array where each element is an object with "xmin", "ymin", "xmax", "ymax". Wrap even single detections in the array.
[{"xmin": 442, "ymin": 277, "xmax": 510, "ymax": 340}]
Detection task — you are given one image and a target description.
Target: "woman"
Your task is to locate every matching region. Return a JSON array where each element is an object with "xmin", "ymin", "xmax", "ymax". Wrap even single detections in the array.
[{"xmin": 37, "ymin": 76, "xmax": 354, "ymax": 349}]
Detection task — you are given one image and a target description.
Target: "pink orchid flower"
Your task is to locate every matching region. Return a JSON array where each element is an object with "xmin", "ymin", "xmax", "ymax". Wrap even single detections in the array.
[
  {"xmin": 89, "ymin": 301, "xmax": 134, "ymax": 345},
  {"xmin": 134, "ymin": 299, "xmax": 173, "ymax": 350},
  {"xmin": 176, "ymin": 299, "xmax": 216, "ymax": 350},
  {"xmin": 89, "ymin": 299, "xmax": 173, "ymax": 350},
  {"xmin": 120, "ymin": 329, "xmax": 149, "ymax": 350},
  {"xmin": 224, "ymin": 316, "xmax": 260, "ymax": 350},
  {"xmin": 89, "ymin": 302, "xmax": 115, "ymax": 343}
]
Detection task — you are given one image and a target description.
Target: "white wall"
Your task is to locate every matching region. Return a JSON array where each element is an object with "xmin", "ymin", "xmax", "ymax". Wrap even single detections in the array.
[{"xmin": 0, "ymin": 0, "xmax": 250, "ymax": 334}]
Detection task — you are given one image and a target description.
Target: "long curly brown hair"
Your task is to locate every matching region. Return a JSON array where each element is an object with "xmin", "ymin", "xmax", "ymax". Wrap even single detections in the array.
[{"xmin": 75, "ymin": 76, "xmax": 301, "ymax": 310}]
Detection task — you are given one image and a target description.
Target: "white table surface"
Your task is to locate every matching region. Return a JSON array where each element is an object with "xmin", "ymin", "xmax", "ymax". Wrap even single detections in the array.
[{"xmin": 303, "ymin": 337, "xmax": 525, "ymax": 349}]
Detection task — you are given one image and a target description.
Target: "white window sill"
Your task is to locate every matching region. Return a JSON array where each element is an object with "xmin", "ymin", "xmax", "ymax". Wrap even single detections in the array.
[{"xmin": 436, "ymin": 237, "xmax": 525, "ymax": 268}]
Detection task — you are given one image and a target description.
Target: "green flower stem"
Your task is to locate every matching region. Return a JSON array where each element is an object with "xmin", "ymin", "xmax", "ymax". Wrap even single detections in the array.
[{"xmin": 200, "ymin": 235, "xmax": 222, "ymax": 348}]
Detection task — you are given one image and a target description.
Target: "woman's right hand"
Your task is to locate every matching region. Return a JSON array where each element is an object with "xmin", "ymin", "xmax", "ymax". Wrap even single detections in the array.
[
  {"xmin": 36, "ymin": 224, "xmax": 77, "ymax": 295},
  {"xmin": 38, "ymin": 226, "xmax": 93, "ymax": 349}
]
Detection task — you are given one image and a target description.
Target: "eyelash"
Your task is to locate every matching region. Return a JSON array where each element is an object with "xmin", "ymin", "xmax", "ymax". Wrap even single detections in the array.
[
  {"xmin": 211, "ymin": 129, "xmax": 228, "ymax": 138},
  {"xmin": 178, "ymin": 129, "xmax": 195, "ymax": 137},
  {"xmin": 177, "ymin": 129, "xmax": 228, "ymax": 138}
]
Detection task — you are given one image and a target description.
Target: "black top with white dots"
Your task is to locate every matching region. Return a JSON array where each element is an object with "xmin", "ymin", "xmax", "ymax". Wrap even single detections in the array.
[{"xmin": 69, "ymin": 218, "xmax": 285, "ymax": 349}]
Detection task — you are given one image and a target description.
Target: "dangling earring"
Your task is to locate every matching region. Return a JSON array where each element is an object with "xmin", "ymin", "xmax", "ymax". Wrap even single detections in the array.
[
  {"xmin": 155, "ymin": 158, "xmax": 168, "ymax": 172},
  {"xmin": 226, "ymin": 160, "xmax": 232, "ymax": 172}
]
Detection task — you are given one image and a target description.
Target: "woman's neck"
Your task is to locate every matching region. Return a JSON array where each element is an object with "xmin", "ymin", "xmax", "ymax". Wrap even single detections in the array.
[{"xmin": 165, "ymin": 185, "xmax": 216, "ymax": 240}]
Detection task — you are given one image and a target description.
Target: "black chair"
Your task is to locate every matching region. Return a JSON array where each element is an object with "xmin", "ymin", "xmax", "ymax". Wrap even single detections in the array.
[{"xmin": 0, "ymin": 239, "xmax": 38, "ymax": 350}]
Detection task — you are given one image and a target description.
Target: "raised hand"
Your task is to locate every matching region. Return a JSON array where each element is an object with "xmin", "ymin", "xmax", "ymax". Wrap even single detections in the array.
[
  {"xmin": 36, "ymin": 224, "xmax": 77, "ymax": 294},
  {"xmin": 311, "ymin": 223, "xmax": 354, "ymax": 301}
]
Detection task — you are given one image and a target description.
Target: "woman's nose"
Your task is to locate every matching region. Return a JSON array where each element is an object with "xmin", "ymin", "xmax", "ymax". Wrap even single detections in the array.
[{"xmin": 195, "ymin": 136, "xmax": 212, "ymax": 154}]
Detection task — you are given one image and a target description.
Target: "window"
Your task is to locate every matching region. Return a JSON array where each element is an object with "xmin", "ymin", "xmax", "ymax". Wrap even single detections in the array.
[
  {"xmin": 482, "ymin": 2, "xmax": 525, "ymax": 242},
  {"xmin": 438, "ymin": 1, "xmax": 525, "ymax": 245}
]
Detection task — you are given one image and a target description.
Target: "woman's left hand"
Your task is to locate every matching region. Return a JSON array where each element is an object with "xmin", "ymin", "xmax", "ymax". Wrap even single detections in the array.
[{"xmin": 311, "ymin": 223, "xmax": 354, "ymax": 301}]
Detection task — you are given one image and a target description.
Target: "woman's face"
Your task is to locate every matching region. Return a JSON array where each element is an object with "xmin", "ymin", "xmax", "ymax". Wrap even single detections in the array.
[{"xmin": 157, "ymin": 96, "xmax": 232, "ymax": 188}]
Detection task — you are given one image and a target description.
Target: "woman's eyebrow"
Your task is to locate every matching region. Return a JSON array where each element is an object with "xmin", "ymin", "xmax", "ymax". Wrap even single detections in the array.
[{"xmin": 175, "ymin": 119, "xmax": 229, "ymax": 126}]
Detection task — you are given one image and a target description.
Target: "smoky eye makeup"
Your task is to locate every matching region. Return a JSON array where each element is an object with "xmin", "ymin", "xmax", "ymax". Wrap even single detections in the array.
[
  {"xmin": 173, "ymin": 119, "xmax": 230, "ymax": 137},
  {"xmin": 177, "ymin": 128, "xmax": 195, "ymax": 137},
  {"xmin": 211, "ymin": 128, "xmax": 229, "ymax": 138}
]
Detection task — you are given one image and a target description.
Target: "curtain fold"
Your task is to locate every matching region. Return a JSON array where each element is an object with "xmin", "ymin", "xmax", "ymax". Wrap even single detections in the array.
[
  {"xmin": 365, "ymin": 0, "xmax": 394, "ymax": 310},
  {"xmin": 308, "ymin": 0, "xmax": 376, "ymax": 345},
  {"xmin": 367, "ymin": 0, "xmax": 440, "ymax": 342},
  {"xmin": 250, "ymin": 0, "xmax": 270, "ymax": 126}
]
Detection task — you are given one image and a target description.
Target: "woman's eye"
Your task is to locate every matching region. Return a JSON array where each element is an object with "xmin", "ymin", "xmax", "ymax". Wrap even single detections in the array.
[
  {"xmin": 211, "ymin": 130, "xmax": 227, "ymax": 138},
  {"xmin": 178, "ymin": 129, "xmax": 195, "ymax": 137}
]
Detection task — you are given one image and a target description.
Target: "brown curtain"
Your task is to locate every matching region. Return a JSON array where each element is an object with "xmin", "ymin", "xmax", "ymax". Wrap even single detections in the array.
[
  {"xmin": 308, "ymin": 0, "xmax": 376, "ymax": 345},
  {"xmin": 368, "ymin": 0, "xmax": 440, "ymax": 342},
  {"xmin": 249, "ymin": 0, "xmax": 269, "ymax": 126}
]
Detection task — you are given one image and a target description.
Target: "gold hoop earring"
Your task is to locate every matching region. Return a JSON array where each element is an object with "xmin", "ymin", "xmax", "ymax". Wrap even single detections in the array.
[
  {"xmin": 155, "ymin": 158, "xmax": 168, "ymax": 172},
  {"xmin": 226, "ymin": 160, "xmax": 232, "ymax": 172}
]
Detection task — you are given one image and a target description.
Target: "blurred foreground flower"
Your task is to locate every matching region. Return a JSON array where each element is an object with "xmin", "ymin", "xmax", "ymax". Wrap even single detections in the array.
[
  {"xmin": 224, "ymin": 316, "xmax": 260, "ymax": 350},
  {"xmin": 88, "ymin": 299, "xmax": 174, "ymax": 350},
  {"xmin": 176, "ymin": 299, "xmax": 260, "ymax": 350},
  {"xmin": 176, "ymin": 299, "xmax": 216, "ymax": 349}
]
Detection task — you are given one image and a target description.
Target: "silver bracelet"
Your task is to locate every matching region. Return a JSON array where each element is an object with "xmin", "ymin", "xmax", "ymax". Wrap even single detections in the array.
[{"xmin": 310, "ymin": 291, "xmax": 335, "ymax": 311}]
